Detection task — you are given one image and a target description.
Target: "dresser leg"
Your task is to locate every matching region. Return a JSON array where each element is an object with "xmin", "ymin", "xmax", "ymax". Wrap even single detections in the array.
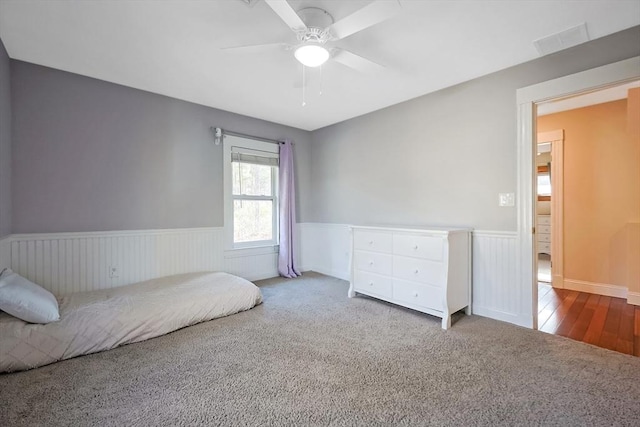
[
  {"xmin": 465, "ymin": 305, "xmax": 471, "ymax": 315},
  {"xmin": 442, "ymin": 314, "xmax": 451, "ymax": 330},
  {"xmin": 348, "ymin": 283, "xmax": 355, "ymax": 298}
]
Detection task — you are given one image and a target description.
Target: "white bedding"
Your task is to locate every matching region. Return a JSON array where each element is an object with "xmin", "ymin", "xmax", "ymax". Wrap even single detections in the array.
[{"xmin": 0, "ymin": 272, "xmax": 262, "ymax": 373}]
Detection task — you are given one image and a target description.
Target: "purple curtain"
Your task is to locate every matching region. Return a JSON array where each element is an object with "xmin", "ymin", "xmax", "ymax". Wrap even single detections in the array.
[{"xmin": 278, "ymin": 140, "xmax": 301, "ymax": 278}]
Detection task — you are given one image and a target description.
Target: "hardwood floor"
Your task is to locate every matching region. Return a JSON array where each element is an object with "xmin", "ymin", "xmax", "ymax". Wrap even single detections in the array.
[{"xmin": 538, "ymin": 282, "xmax": 640, "ymax": 356}]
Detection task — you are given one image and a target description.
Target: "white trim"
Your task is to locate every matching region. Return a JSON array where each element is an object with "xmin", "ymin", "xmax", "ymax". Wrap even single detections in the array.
[
  {"xmin": 223, "ymin": 135, "xmax": 279, "ymax": 251},
  {"xmin": 516, "ymin": 56, "xmax": 640, "ymax": 330},
  {"xmin": 549, "ymin": 137, "xmax": 564, "ymax": 290},
  {"xmin": 516, "ymin": 57, "xmax": 640, "ymax": 104},
  {"xmin": 472, "ymin": 307, "xmax": 531, "ymax": 328},
  {"xmin": 628, "ymin": 291, "xmax": 640, "ymax": 306},
  {"xmin": 473, "ymin": 230, "xmax": 518, "ymax": 237},
  {"xmin": 537, "ymin": 129, "xmax": 563, "ymax": 143},
  {"xmin": 537, "ymin": 131, "xmax": 565, "ymax": 289},
  {"xmin": 563, "ymin": 279, "xmax": 628, "ymax": 299},
  {"xmin": 8, "ymin": 227, "xmax": 216, "ymax": 240}
]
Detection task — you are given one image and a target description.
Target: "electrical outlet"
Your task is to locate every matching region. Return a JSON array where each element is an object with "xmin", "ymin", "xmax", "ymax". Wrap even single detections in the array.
[
  {"xmin": 109, "ymin": 266, "xmax": 119, "ymax": 278},
  {"xmin": 499, "ymin": 193, "xmax": 515, "ymax": 207}
]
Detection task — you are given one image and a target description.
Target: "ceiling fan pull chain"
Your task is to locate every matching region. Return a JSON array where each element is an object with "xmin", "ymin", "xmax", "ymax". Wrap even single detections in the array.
[
  {"xmin": 319, "ymin": 65, "xmax": 323, "ymax": 96},
  {"xmin": 302, "ymin": 65, "xmax": 307, "ymax": 107}
]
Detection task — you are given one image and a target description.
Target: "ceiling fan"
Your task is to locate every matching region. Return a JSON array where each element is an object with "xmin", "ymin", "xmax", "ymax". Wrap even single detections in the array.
[{"xmin": 225, "ymin": 0, "xmax": 402, "ymax": 73}]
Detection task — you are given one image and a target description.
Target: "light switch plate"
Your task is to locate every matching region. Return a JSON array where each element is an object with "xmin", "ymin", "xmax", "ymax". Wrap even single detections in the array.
[{"xmin": 499, "ymin": 193, "xmax": 515, "ymax": 207}]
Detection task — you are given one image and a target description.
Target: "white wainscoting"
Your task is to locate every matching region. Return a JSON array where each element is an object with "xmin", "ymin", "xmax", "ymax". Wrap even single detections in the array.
[
  {"xmin": 224, "ymin": 248, "xmax": 279, "ymax": 282},
  {"xmin": 4, "ymin": 228, "xmax": 224, "ymax": 294},
  {"xmin": 471, "ymin": 231, "xmax": 528, "ymax": 327},
  {"xmin": 299, "ymin": 223, "xmax": 351, "ymax": 280},
  {"xmin": 2, "ymin": 224, "xmax": 532, "ymax": 327},
  {"xmin": 0, "ymin": 227, "xmax": 285, "ymax": 295},
  {"xmin": 298, "ymin": 223, "xmax": 528, "ymax": 327}
]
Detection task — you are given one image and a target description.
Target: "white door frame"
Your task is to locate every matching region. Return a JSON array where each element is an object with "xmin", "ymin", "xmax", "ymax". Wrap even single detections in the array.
[
  {"xmin": 536, "ymin": 130, "xmax": 564, "ymax": 290},
  {"xmin": 516, "ymin": 56, "xmax": 640, "ymax": 329}
]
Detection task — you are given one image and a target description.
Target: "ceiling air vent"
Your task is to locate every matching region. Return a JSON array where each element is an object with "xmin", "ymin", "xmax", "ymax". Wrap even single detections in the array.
[
  {"xmin": 238, "ymin": 0, "xmax": 260, "ymax": 7},
  {"xmin": 533, "ymin": 23, "xmax": 590, "ymax": 56}
]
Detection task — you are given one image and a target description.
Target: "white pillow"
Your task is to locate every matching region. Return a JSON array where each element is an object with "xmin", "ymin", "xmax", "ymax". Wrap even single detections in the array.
[{"xmin": 0, "ymin": 268, "xmax": 60, "ymax": 323}]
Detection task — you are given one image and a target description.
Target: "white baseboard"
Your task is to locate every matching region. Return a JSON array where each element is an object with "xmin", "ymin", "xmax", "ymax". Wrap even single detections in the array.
[
  {"xmin": 626, "ymin": 291, "xmax": 640, "ymax": 306},
  {"xmin": 305, "ymin": 266, "xmax": 350, "ymax": 281},
  {"xmin": 563, "ymin": 278, "xmax": 628, "ymax": 299},
  {"xmin": 471, "ymin": 306, "xmax": 533, "ymax": 328}
]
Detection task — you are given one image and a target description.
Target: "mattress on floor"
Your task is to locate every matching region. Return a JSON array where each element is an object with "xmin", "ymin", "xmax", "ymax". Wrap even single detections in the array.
[{"xmin": 0, "ymin": 271, "xmax": 263, "ymax": 373}]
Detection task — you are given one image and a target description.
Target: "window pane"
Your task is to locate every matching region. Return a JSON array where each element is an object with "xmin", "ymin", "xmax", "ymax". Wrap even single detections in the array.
[
  {"xmin": 234, "ymin": 200, "xmax": 273, "ymax": 243},
  {"xmin": 538, "ymin": 174, "xmax": 551, "ymax": 196},
  {"xmin": 232, "ymin": 163, "xmax": 273, "ymax": 196}
]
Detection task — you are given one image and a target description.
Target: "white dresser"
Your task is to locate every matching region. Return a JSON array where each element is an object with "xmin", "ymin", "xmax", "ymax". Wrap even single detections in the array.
[
  {"xmin": 348, "ymin": 226, "xmax": 472, "ymax": 329},
  {"xmin": 536, "ymin": 215, "xmax": 551, "ymax": 255}
]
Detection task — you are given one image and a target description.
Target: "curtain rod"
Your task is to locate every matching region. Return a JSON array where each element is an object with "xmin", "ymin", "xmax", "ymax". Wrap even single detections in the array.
[{"xmin": 210, "ymin": 127, "xmax": 284, "ymax": 146}]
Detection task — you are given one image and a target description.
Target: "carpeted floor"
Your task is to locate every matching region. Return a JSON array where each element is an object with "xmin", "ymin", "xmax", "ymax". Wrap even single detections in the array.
[{"xmin": 1, "ymin": 272, "xmax": 639, "ymax": 426}]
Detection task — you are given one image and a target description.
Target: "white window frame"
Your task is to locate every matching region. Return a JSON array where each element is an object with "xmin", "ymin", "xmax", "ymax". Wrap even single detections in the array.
[{"xmin": 223, "ymin": 135, "xmax": 279, "ymax": 252}]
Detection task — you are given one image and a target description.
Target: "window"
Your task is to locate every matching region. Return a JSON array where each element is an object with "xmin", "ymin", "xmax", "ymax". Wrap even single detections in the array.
[
  {"xmin": 223, "ymin": 136, "xmax": 279, "ymax": 250},
  {"xmin": 537, "ymin": 173, "xmax": 551, "ymax": 196},
  {"xmin": 537, "ymin": 164, "xmax": 551, "ymax": 201}
]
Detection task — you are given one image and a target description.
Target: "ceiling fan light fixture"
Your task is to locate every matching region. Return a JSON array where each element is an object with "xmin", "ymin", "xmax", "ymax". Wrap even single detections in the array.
[{"xmin": 294, "ymin": 44, "xmax": 330, "ymax": 67}]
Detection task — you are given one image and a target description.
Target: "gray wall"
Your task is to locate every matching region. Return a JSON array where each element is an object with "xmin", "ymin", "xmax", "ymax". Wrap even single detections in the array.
[
  {"xmin": 0, "ymin": 38, "xmax": 11, "ymax": 238},
  {"xmin": 309, "ymin": 26, "xmax": 640, "ymax": 231},
  {"xmin": 11, "ymin": 61, "xmax": 312, "ymax": 233}
]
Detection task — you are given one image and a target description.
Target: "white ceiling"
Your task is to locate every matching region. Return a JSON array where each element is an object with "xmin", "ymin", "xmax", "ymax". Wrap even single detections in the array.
[{"xmin": 1, "ymin": 0, "xmax": 639, "ymax": 131}]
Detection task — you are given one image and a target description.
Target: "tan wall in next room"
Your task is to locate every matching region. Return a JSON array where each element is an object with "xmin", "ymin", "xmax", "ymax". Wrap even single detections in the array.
[
  {"xmin": 626, "ymin": 88, "xmax": 640, "ymax": 301},
  {"xmin": 537, "ymin": 98, "xmax": 640, "ymax": 295}
]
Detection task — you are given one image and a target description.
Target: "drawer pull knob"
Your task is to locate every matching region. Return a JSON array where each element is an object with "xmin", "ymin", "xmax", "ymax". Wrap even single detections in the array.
[
  {"xmin": 413, "ymin": 292, "xmax": 419, "ymax": 297},
  {"xmin": 413, "ymin": 245, "xmax": 419, "ymax": 250},
  {"xmin": 368, "ymin": 240, "xmax": 374, "ymax": 245},
  {"xmin": 414, "ymin": 269, "xmax": 419, "ymax": 274},
  {"xmin": 369, "ymin": 282, "xmax": 374, "ymax": 286},
  {"xmin": 369, "ymin": 261, "xmax": 374, "ymax": 266}
]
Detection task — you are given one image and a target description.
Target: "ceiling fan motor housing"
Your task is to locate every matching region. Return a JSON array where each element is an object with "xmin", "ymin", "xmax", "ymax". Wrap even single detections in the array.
[{"xmin": 296, "ymin": 7, "xmax": 334, "ymax": 45}]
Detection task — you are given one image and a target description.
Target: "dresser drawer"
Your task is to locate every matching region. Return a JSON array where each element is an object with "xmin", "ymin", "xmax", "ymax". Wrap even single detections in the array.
[
  {"xmin": 393, "ymin": 256, "xmax": 445, "ymax": 287},
  {"xmin": 393, "ymin": 233, "xmax": 444, "ymax": 261},
  {"xmin": 537, "ymin": 216, "xmax": 551, "ymax": 226},
  {"xmin": 354, "ymin": 250, "xmax": 393, "ymax": 275},
  {"xmin": 393, "ymin": 279, "xmax": 442, "ymax": 312},
  {"xmin": 353, "ymin": 270, "xmax": 393, "ymax": 298},
  {"xmin": 537, "ymin": 225, "xmax": 550, "ymax": 234},
  {"xmin": 537, "ymin": 233, "xmax": 550, "ymax": 243},
  {"xmin": 538, "ymin": 242, "xmax": 551, "ymax": 254},
  {"xmin": 353, "ymin": 230, "xmax": 393, "ymax": 253}
]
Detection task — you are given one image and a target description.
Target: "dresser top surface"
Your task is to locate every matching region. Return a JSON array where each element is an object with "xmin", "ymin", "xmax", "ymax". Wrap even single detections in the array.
[{"xmin": 350, "ymin": 225, "xmax": 472, "ymax": 234}]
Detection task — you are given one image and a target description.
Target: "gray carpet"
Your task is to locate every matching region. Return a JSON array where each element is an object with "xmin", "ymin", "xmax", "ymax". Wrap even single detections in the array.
[{"xmin": 1, "ymin": 272, "xmax": 639, "ymax": 426}]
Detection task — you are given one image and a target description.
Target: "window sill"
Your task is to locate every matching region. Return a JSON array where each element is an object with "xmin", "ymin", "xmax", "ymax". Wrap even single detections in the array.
[{"xmin": 224, "ymin": 245, "xmax": 279, "ymax": 259}]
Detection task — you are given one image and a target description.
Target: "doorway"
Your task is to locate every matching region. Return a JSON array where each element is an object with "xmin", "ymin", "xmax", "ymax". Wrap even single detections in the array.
[
  {"xmin": 524, "ymin": 69, "xmax": 640, "ymax": 355},
  {"xmin": 516, "ymin": 56, "xmax": 640, "ymax": 332}
]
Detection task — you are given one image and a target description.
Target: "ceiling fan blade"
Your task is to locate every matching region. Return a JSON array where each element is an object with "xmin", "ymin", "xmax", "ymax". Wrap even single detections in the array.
[
  {"xmin": 332, "ymin": 49, "xmax": 385, "ymax": 73},
  {"xmin": 220, "ymin": 42, "xmax": 291, "ymax": 53},
  {"xmin": 264, "ymin": 0, "xmax": 307, "ymax": 33},
  {"xmin": 328, "ymin": 0, "xmax": 401, "ymax": 40}
]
